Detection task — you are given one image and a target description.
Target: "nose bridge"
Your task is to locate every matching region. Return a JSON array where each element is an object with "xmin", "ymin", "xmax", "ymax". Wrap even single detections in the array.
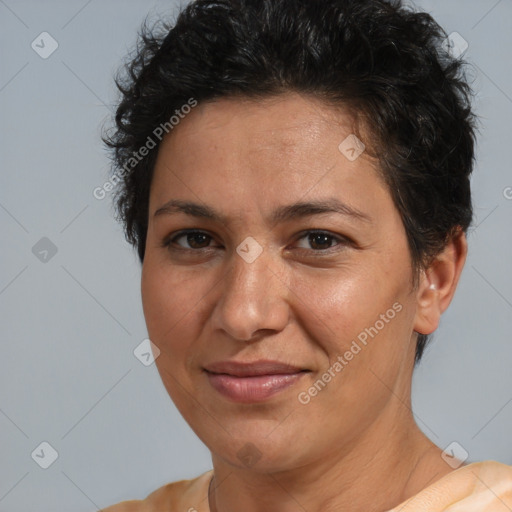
[{"xmin": 212, "ymin": 241, "xmax": 289, "ymax": 341}]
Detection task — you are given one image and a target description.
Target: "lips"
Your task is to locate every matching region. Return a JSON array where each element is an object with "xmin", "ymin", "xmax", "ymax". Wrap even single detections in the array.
[
  {"xmin": 204, "ymin": 360, "xmax": 305, "ymax": 377},
  {"xmin": 204, "ymin": 360, "xmax": 308, "ymax": 403}
]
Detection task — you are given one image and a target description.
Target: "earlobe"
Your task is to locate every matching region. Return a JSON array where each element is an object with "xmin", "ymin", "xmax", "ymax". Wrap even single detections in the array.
[{"xmin": 413, "ymin": 229, "xmax": 468, "ymax": 335}]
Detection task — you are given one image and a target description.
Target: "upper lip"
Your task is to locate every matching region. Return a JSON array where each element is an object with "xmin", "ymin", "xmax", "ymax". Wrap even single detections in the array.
[{"xmin": 204, "ymin": 360, "xmax": 306, "ymax": 377}]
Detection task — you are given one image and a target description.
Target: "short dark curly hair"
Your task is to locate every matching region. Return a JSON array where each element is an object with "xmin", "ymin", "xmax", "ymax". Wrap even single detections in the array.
[{"xmin": 103, "ymin": 0, "xmax": 477, "ymax": 364}]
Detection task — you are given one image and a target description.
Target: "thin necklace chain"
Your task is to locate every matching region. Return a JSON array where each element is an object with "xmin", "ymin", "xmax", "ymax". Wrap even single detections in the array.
[{"xmin": 208, "ymin": 474, "xmax": 215, "ymax": 512}]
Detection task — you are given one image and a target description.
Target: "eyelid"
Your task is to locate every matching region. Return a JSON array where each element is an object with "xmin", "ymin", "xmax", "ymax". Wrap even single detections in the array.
[
  {"xmin": 292, "ymin": 229, "xmax": 350, "ymax": 251},
  {"xmin": 163, "ymin": 229, "xmax": 218, "ymax": 250}
]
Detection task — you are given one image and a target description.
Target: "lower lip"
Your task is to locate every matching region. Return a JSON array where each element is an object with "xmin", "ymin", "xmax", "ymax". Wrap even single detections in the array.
[{"xmin": 205, "ymin": 372, "xmax": 306, "ymax": 403}]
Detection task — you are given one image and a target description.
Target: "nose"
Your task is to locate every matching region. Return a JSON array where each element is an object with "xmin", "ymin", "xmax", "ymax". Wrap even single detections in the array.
[{"xmin": 210, "ymin": 244, "xmax": 290, "ymax": 342}]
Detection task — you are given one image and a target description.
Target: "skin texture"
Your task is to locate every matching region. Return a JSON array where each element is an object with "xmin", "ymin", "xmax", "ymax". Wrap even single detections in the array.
[{"xmin": 140, "ymin": 92, "xmax": 468, "ymax": 512}]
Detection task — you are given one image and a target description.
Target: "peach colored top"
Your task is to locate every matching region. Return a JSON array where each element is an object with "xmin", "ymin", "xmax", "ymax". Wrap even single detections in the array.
[{"xmin": 101, "ymin": 460, "xmax": 512, "ymax": 511}]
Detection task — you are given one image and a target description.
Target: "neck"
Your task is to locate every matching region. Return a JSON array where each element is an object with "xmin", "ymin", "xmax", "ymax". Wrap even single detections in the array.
[{"xmin": 208, "ymin": 401, "xmax": 454, "ymax": 512}]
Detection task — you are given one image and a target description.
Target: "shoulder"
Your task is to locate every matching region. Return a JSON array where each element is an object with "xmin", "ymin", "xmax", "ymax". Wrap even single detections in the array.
[
  {"xmin": 99, "ymin": 470, "xmax": 213, "ymax": 512},
  {"xmin": 388, "ymin": 460, "xmax": 512, "ymax": 512}
]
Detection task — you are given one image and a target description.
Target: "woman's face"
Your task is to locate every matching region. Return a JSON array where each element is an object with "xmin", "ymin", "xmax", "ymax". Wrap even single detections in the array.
[{"xmin": 141, "ymin": 93, "xmax": 423, "ymax": 471}]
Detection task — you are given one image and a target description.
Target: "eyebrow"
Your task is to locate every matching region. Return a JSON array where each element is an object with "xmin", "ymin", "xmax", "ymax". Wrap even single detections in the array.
[{"xmin": 154, "ymin": 198, "xmax": 372, "ymax": 225}]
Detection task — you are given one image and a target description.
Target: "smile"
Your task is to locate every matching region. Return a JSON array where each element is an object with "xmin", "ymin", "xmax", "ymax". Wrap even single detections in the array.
[{"xmin": 203, "ymin": 360, "xmax": 310, "ymax": 403}]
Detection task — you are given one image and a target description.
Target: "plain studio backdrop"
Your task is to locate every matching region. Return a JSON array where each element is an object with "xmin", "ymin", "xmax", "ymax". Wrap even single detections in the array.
[{"xmin": 1, "ymin": 1, "xmax": 511, "ymax": 511}]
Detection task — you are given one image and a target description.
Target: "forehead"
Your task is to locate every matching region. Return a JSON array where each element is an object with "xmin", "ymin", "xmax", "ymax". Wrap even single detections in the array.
[
  {"xmin": 154, "ymin": 94, "xmax": 375, "ymax": 172},
  {"xmin": 149, "ymin": 93, "xmax": 391, "ymax": 222},
  {"xmin": 167, "ymin": 93, "xmax": 362, "ymax": 153}
]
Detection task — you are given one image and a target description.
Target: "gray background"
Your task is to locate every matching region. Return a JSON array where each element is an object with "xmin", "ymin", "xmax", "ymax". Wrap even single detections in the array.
[{"xmin": 0, "ymin": 1, "xmax": 511, "ymax": 510}]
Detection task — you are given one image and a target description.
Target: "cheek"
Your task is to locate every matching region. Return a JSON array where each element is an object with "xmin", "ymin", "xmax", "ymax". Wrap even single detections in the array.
[
  {"xmin": 290, "ymin": 272, "xmax": 413, "ymax": 415},
  {"xmin": 289, "ymin": 260, "xmax": 410, "ymax": 356},
  {"xmin": 141, "ymin": 260, "xmax": 206, "ymax": 356},
  {"xmin": 141, "ymin": 261, "xmax": 209, "ymax": 412},
  {"xmin": 288, "ymin": 260, "xmax": 417, "ymax": 413}
]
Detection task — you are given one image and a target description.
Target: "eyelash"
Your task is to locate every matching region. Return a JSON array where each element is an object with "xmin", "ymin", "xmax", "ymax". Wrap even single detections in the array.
[{"xmin": 161, "ymin": 229, "xmax": 350, "ymax": 254}]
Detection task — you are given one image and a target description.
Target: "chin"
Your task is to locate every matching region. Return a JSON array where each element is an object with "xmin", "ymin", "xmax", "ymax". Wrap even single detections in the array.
[{"xmin": 207, "ymin": 423, "xmax": 313, "ymax": 472}]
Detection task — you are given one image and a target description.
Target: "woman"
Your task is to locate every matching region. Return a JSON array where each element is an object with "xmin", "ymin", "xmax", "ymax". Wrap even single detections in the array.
[{"xmin": 101, "ymin": 0, "xmax": 512, "ymax": 510}]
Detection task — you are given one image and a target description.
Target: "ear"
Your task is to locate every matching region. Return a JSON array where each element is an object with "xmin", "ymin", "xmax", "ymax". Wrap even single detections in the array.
[{"xmin": 413, "ymin": 228, "xmax": 468, "ymax": 335}]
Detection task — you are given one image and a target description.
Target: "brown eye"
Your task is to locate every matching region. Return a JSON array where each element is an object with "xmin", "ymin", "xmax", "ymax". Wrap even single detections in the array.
[
  {"xmin": 309, "ymin": 232, "xmax": 335, "ymax": 250},
  {"xmin": 295, "ymin": 231, "xmax": 346, "ymax": 251},
  {"xmin": 165, "ymin": 230, "xmax": 214, "ymax": 250}
]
